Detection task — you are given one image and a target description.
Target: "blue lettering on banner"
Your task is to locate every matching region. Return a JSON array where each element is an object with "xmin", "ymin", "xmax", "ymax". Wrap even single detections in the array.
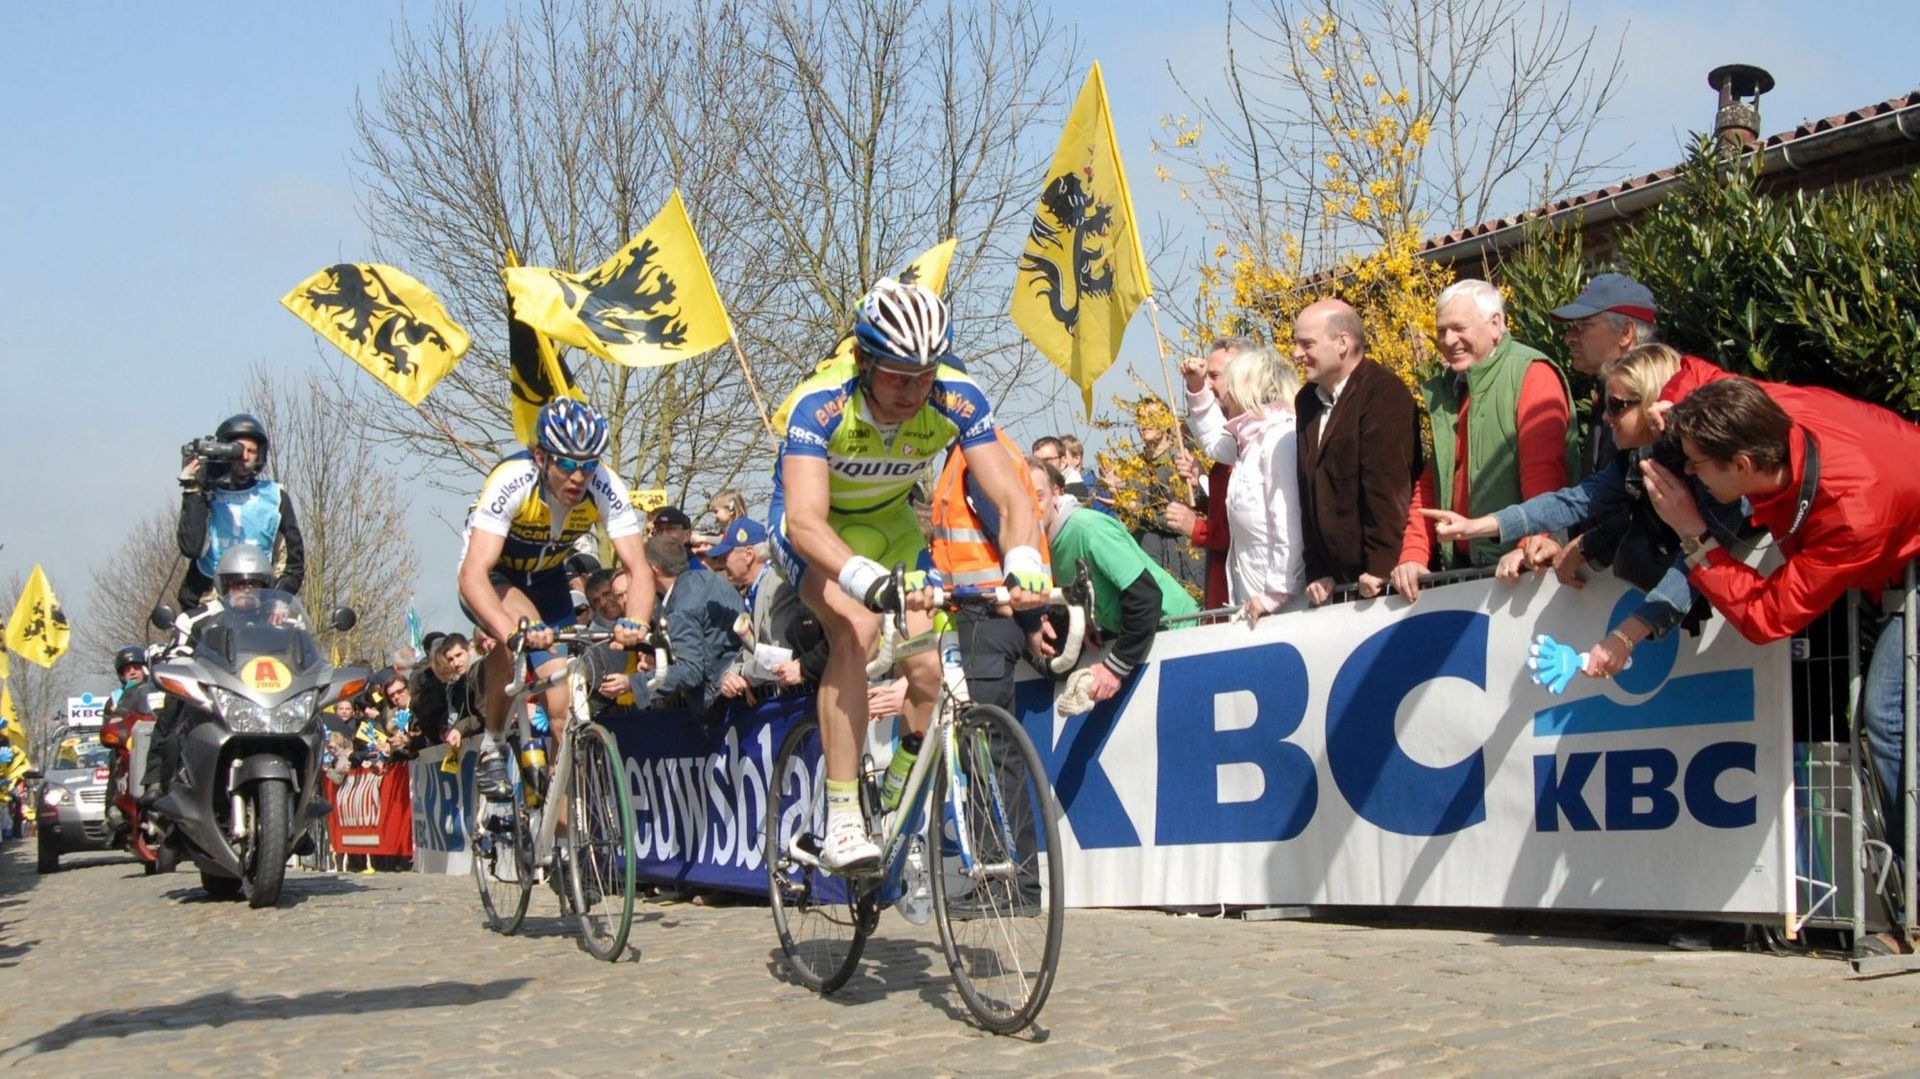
[
  {"xmin": 1533, "ymin": 742, "xmax": 1756, "ymax": 832},
  {"xmin": 412, "ymin": 750, "xmax": 474, "ymax": 854},
  {"xmin": 1154, "ymin": 645, "xmax": 1316, "ymax": 845},
  {"xmin": 1016, "ymin": 677, "xmax": 1140, "ymax": 848},
  {"xmin": 1326, "ymin": 610, "xmax": 1489, "ymax": 837},
  {"xmin": 1605, "ymin": 747, "xmax": 1680, "ymax": 830}
]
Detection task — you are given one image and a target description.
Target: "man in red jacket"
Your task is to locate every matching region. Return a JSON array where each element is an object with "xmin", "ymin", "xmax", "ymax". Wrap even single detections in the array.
[{"xmin": 1646, "ymin": 374, "xmax": 1920, "ymax": 955}]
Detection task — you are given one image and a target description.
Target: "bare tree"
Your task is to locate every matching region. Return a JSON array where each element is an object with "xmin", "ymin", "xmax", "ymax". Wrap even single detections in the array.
[
  {"xmin": 1159, "ymin": 0, "xmax": 1625, "ymax": 264},
  {"xmin": 74, "ymin": 504, "xmax": 181, "ymax": 679},
  {"xmin": 345, "ymin": 0, "xmax": 1079, "ymax": 510},
  {"xmin": 246, "ymin": 369, "xmax": 418, "ymax": 666}
]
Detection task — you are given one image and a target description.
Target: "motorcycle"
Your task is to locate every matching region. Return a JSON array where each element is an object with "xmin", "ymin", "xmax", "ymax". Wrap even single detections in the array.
[
  {"xmin": 98, "ymin": 679, "xmax": 168, "ymax": 874},
  {"xmin": 146, "ymin": 589, "xmax": 367, "ymax": 908}
]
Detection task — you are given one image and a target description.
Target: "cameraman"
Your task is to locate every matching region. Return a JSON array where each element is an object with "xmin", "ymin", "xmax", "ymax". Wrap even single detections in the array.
[{"xmin": 175, "ymin": 413, "xmax": 306, "ymax": 610}]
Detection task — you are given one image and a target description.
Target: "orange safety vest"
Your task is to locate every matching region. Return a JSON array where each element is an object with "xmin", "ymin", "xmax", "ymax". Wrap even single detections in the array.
[{"xmin": 929, "ymin": 428, "xmax": 1051, "ymax": 593}]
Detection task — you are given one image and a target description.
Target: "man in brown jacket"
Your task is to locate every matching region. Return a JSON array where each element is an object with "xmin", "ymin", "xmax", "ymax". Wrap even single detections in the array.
[{"xmin": 1292, "ymin": 299, "xmax": 1423, "ymax": 604}]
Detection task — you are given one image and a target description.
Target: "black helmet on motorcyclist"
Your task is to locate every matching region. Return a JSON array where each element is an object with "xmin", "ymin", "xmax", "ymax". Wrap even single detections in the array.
[
  {"xmin": 215, "ymin": 543, "xmax": 273, "ymax": 608},
  {"xmin": 113, "ymin": 645, "xmax": 148, "ymax": 680},
  {"xmin": 215, "ymin": 413, "xmax": 269, "ymax": 483}
]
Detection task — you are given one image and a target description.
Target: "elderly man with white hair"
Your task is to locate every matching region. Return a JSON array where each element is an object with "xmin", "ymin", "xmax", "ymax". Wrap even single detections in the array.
[{"xmin": 1393, "ymin": 279, "xmax": 1576, "ymax": 602}]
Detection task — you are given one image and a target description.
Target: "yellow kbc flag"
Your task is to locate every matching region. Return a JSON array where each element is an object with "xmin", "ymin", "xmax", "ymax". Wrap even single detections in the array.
[
  {"xmin": 5, "ymin": 564, "xmax": 70, "ymax": 668},
  {"xmin": 280, "ymin": 264, "xmax": 471, "ymax": 405},
  {"xmin": 505, "ymin": 189, "xmax": 733, "ymax": 369},
  {"xmin": 1011, "ymin": 62, "xmax": 1151, "ymax": 415},
  {"xmin": 505, "ymin": 248, "xmax": 585, "ymax": 446}
]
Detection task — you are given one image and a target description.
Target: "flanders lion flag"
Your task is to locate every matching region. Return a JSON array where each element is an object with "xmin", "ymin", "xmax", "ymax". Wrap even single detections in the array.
[
  {"xmin": 505, "ymin": 190, "xmax": 733, "ymax": 369},
  {"xmin": 5, "ymin": 564, "xmax": 70, "ymax": 669},
  {"xmin": 280, "ymin": 264, "xmax": 471, "ymax": 405},
  {"xmin": 505, "ymin": 249, "xmax": 585, "ymax": 446},
  {"xmin": 1011, "ymin": 62, "xmax": 1151, "ymax": 415}
]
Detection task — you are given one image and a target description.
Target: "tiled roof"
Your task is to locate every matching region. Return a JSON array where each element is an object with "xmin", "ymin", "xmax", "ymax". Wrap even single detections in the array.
[{"xmin": 1422, "ymin": 89, "xmax": 1920, "ymax": 252}]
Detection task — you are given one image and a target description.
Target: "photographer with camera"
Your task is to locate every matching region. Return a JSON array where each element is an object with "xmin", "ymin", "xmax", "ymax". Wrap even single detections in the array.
[{"xmin": 175, "ymin": 413, "xmax": 305, "ymax": 610}]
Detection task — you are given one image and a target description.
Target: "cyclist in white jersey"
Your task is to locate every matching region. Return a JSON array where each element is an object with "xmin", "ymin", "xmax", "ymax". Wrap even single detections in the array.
[{"xmin": 459, "ymin": 398, "xmax": 653, "ymax": 798}]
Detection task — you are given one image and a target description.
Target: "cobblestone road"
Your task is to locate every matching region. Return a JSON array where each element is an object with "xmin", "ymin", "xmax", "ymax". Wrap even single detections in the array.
[{"xmin": 1, "ymin": 842, "xmax": 1915, "ymax": 1076}]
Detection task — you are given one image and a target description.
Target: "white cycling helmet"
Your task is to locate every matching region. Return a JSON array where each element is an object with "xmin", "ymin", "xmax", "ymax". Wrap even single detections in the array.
[{"xmin": 854, "ymin": 278, "xmax": 952, "ymax": 369}]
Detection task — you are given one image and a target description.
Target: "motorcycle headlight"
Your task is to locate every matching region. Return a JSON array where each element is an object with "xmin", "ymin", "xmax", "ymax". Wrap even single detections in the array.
[
  {"xmin": 43, "ymin": 786, "xmax": 69, "ymax": 806},
  {"xmin": 211, "ymin": 687, "xmax": 273, "ymax": 733},
  {"xmin": 213, "ymin": 687, "xmax": 318, "ymax": 734},
  {"xmin": 269, "ymin": 690, "xmax": 320, "ymax": 733}
]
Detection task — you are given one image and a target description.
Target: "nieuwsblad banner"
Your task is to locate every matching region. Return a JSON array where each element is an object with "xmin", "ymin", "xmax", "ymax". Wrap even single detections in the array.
[{"xmin": 410, "ymin": 573, "xmax": 1792, "ymax": 917}]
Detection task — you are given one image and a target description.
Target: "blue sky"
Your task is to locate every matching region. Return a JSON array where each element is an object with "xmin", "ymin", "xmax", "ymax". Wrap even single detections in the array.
[{"xmin": 4, "ymin": 1, "xmax": 1915, "ymax": 661}]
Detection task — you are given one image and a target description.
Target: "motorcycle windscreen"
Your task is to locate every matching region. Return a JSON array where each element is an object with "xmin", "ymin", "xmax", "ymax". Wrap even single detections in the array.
[{"xmin": 189, "ymin": 589, "xmax": 326, "ymax": 677}]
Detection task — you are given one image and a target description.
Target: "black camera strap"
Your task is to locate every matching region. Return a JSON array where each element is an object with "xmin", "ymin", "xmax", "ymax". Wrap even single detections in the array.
[{"xmin": 1781, "ymin": 429, "xmax": 1820, "ymax": 543}]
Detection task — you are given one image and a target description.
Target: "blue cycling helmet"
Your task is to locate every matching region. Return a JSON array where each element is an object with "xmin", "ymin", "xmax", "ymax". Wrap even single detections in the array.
[
  {"xmin": 534, "ymin": 398, "xmax": 610, "ymax": 459},
  {"xmin": 853, "ymin": 278, "xmax": 951, "ymax": 368}
]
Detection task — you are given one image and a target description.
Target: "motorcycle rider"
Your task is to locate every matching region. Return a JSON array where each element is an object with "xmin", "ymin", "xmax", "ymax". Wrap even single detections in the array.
[
  {"xmin": 176, "ymin": 413, "xmax": 306, "ymax": 610},
  {"xmin": 140, "ymin": 544, "xmax": 274, "ymax": 808},
  {"xmin": 107, "ymin": 646, "xmax": 149, "ymax": 713}
]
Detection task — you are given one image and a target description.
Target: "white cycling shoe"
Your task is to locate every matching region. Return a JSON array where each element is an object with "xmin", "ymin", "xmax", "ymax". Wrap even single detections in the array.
[{"xmin": 817, "ymin": 818, "xmax": 881, "ymax": 875}]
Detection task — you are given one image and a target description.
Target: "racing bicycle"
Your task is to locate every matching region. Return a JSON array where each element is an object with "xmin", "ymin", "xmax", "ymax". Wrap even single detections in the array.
[{"xmin": 765, "ymin": 566, "xmax": 1089, "ymax": 1033}]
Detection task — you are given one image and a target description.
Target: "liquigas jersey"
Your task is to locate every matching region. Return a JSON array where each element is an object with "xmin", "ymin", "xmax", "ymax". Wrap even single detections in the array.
[
  {"xmin": 773, "ymin": 360, "xmax": 1000, "ymax": 513},
  {"xmin": 462, "ymin": 452, "xmax": 641, "ymax": 583}
]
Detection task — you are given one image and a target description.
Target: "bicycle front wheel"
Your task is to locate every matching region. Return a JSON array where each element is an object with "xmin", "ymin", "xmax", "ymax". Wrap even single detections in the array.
[
  {"xmin": 472, "ymin": 748, "xmax": 533, "ymax": 935},
  {"xmin": 765, "ymin": 714, "xmax": 871, "ymax": 993},
  {"xmin": 565, "ymin": 722, "xmax": 638, "ymax": 961},
  {"xmin": 930, "ymin": 704, "xmax": 1065, "ymax": 1034}
]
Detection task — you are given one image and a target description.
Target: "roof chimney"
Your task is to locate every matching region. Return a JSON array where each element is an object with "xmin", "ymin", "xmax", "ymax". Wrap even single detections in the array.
[{"xmin": 1707, "ymin": 64, "xmax": 1775, "ymax": 155}]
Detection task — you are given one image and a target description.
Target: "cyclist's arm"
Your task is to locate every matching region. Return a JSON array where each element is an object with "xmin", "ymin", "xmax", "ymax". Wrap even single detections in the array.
[
  {"xmin": 607, "ymin": 530, "xmax": 657, "ymax": 623},
  {"xmin": 457, "ymin": 530, "xmax": 521, "ymax": 644},
  {"xmin": 961, "ymin": 437, "xmax": 1042, "ymax": 558},
  {"xmin": 782, "ymin": 454, "xmax": 857, "ymax": 575}
]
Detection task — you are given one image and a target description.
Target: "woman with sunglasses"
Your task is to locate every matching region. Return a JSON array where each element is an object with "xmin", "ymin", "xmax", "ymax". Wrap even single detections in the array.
[
  {"xmin": 457, "ymin": 398, "xmax": 654, "ymax": 799},
  {"xmin": 1421, "ymin": 344, "xmax": 1748, "ymax": 681}
]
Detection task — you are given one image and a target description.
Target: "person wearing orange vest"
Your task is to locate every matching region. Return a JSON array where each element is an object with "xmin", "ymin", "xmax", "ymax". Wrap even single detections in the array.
[{"xmin": 918, "ymin": 426, "xmax": 1053, "ymax": 712}]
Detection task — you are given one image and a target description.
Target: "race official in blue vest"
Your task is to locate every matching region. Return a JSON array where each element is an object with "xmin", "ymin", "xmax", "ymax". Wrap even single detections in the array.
[{"xmin": 175, "ymin": 413, "xmax": 305, "ymax": 610}]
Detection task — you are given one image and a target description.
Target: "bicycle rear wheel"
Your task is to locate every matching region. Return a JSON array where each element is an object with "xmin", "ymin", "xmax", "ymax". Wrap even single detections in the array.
[
  {"xmin": 930, "ymin": 704, "xmax": 1064, "ymax": 1034},
  {"xmin": 565, "ymin": 722, "xmax": 638, "ymax": 961},
  {"xmin": 765, "ymin": 714, "xmax": 871, "ymax": 993},
  {"xmin": 472, "ymin": 746, "xmax": 533, "ymax": 934}
]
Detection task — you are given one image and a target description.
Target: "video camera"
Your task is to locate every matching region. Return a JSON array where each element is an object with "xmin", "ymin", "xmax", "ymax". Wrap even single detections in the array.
[{"xmin": 180, "ymin": 436, "xmax": 244, "ymax": 465}]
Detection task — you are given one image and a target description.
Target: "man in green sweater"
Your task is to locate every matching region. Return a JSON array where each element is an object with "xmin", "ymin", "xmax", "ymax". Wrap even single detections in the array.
[{"xmin": 1029, "ymin": 458, "xmax": 1198, "ymax": 703}]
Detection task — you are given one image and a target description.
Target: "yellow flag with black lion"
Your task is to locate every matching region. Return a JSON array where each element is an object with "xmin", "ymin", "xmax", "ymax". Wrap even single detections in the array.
[{"xmin": 1011, "ymin": 61, "xmax": 1152, "ymax": 415}]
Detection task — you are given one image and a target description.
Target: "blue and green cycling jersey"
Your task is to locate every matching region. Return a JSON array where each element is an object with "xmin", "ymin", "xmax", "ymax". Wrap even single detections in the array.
[{"xmin": 771, "ymin": 360, "xmax": 999, "ymax": 515}]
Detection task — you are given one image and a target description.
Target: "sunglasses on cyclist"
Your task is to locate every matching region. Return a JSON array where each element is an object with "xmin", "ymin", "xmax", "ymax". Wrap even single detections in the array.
[
  {"xmin": 548, "ymin": 454, "xmax": 600, "ymax": 475},
  {"xmin": 1603, "ymin": 396, "xmax": 1641, "ymax": 417}
]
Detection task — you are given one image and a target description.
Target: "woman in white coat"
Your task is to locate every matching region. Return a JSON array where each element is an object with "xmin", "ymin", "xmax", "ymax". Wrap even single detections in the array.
[{"xmin": 1185, "ymin": 346, "xmax": 1305, "ymax": 625}]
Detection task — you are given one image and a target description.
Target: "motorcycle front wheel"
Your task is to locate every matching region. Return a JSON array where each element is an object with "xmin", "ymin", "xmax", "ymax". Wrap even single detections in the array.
[{"xmin": 242, "ymin": 779, "xmax": 291, "ymax": 909}]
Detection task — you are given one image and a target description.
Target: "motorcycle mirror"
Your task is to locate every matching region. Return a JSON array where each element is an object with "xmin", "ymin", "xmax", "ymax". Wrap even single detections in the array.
[
  {"xmin": 330, "ymin": 607, "xmax": 358, "ymax": 632},
  {"xmin": 150, "ymin": 604, "xmax": 178, "ymax": 630}
]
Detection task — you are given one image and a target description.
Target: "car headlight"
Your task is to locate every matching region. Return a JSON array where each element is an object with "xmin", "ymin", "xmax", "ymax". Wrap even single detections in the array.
[{"xmin": 43, "ymin": 787, "xmax": 68, "ymax": 806}]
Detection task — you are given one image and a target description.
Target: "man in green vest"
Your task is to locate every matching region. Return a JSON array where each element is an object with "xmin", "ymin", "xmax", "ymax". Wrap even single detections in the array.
[
  {"xmin": 1392, "ymin": 279, "xmax": 1576, "ymax": 602},
  {"xmin": 1029, "ymin": 458, "xmax": 1198, "ymax": 704}
]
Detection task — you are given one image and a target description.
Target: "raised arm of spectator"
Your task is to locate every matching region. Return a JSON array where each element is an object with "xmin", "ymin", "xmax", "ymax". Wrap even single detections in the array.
[{"xmin": 1184, "ymin": 385, "xmax": 1238, "ymax": 465}]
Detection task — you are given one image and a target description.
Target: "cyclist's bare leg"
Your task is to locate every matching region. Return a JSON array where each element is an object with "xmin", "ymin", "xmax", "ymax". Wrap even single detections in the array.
[
  {"xmin": 480, "ymin": 582, "xmax": 546, "ymax": 733},
  {"xmin": 801, "ymin": 571, "xmax": 882, "ymax": 784}
]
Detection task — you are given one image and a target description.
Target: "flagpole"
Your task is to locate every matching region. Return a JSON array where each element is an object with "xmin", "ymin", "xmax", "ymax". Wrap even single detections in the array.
[
  {"xmin": 412, "ymin": 405, "xmax": 493, "ymax": 470},
  {"xmin": 729, "ymin": 337, "xmax": 779, "ymax": 444},
  {"xmin": 1143, "ymin": 294, "xmax": 1194, "ymax": 503}
]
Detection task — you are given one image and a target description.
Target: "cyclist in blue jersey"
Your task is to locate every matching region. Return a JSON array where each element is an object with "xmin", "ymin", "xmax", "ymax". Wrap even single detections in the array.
[
  {"xmin": 459, "ymin": 399, "xmax": 654, "ymax": 798},
  {"xmin": 769, "ymin": 279, "xmax": 1050, "ymax": 872}
]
